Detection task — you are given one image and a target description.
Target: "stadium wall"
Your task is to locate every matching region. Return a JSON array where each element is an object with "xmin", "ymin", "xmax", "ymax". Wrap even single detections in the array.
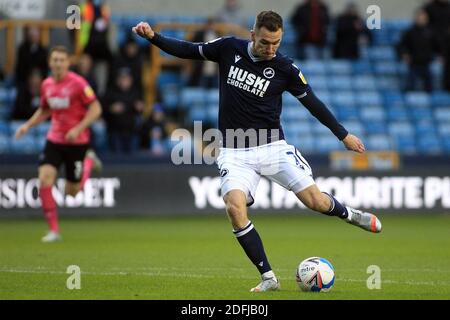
[
  {"xmin": 107, "ymin": 0, "xmax": 424, "ymax": 19},
  {"xmin": 0, "ymin": 165, "xmax": 449, "ymax": 216}
]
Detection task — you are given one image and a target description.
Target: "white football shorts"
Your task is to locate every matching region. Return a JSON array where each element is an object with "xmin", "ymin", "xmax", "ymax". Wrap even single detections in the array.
[{"xmin": 216, "ymin": 140, "xmax": 315, "ymax": 206}]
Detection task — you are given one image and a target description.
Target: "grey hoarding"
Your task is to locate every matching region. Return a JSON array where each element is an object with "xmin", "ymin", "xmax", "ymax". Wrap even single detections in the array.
[{"xmin": 0, "ymin": 165, "xmax": 449, "ymax": 216}]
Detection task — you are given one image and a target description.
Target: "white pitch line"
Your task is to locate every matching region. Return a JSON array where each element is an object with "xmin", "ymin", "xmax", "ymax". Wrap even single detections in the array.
[{"xmin": 1, "ymin": 267, "xmax": 449, "ymax": 287}]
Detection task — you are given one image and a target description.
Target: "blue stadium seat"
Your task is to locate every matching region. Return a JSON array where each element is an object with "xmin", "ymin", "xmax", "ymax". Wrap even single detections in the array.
[
  {"xmin": 315, "ymin": 135, "xmax": 341, "ymax": 152},
  {"xmin": 180, "ymin": 88, "xmax": 207, "ymax": 108},
  {"xmin": 434, "ymin": 108, "xmax": 450, "ymax": 121},
  {"xmin": 292, "ymin": 134, "xmax": 315, "ymax": 153},
  {"xmin": 351, "ymin": 61, "xmax": 372, "ymax": 74},
  {"xmin": 405, "ymin": 92, "xmax": 431, "ymax": 107},
  {"xmin": 37, "ymin": 121, "xmax": 51, "ymax": 135},
  {"xmin": 332, "ymin": 91, "xmax": 355, "ymax": 107},
  {"xmin": 431, "ymin": 91, "xmax": 450, "ymax": 107},
  {"xmin": 311, "ymin": 120, "xmax": 332, "ymax": 135},
  {"xmin": 326, "ymin": 60, "xmax": 352, "ymax": 75},
  {"xmin": 368, "ymin": 46, "xmax": 396, "ymax": 61},
  {"xmin": 377, "ymin": 76, "xmax": 401, "ymax": 90},
  {"xmin": 387, "ymin": 107, "xmax": 409, "ymax": 121},
  {"xmin": 336, "ymin": 106, "xmax": 359, "ymax": 121},
  {"xmin": 0, "ymin": 133, "xmax": 10, "ymax": 152},
  {"xmin": 374, "ymin": 62, "xmax": 398, "ymax": 76},
  {"xmin": 364, "ymin": 120, "xmax": 387, "ymax": 135},
  {"xmin": 10, "ymin": 135, "xmax": 38, "ymax": 154},
  {"xmin": 328, "ymin": 75, "xmax": 353, "ymax": 90},
  {"xmin": 391, "ymin": 135, "xmax": 416, "ymax": 154},
  {"xmin": 188, "ymin": 105, "xmax": 208, "ymax": 122},
  {"xmin": 410, "ymin": 106, "xmax": 433, "ymax": 121},
  {"xmin": 366, "ymin": 134, "xmax": 393, "ymax": 151},
  {"xmin": 206, "ymin": 89, "xmax": 220, "ymax": 105},
  {"xmin": 383, "ymin": 91, "xmax": 404, "ymax": 105},
  {"xmin": 314, "ymin": 91, "xmax": 331, "ymax": 105},
  {"xmin": 360, "ymin": 106, "xmax": 386, "ymax": 122},
  {"xmin": 161, "ymin": 84, "xmax": 180, "ymax": 110},
  {"xmin": 284, "ymin": 121, "xmax": 311, "ymax": 136},
  {"xmin": 299, "ymin": 60, "xmax": 326, "ymax": 75},
  {"xmin": 307, "ymin": 76, "xmax": 328, "ymax": 90},
  {"xmin": 353, "ymin": 75, "xmax": 377, "ymax": 91},
  {"xmin": 417, "ymin": 135, "xmax": 442, "ymax": 154},
  {"xmin": 415, "ymin": 120, "xmax": 437, "ymax": 136},
  {"xmin": 283, "ymin": 105, "xmax": 310, "ymax": 121},
  {"xmin": 0, "ymin": 120, "xmax": 9, "ymax": 135},
  {"xmin": 356, "ymin": 92, "xmax": 383, "ymax": 106},
  {"xmin": 207, "ymin": 104, "xmax": 219, "ymax": 124},
  {"xmin": 341, "ymin": 120, "xmax": 365, "ymax": 136},
  {"xmin": 91, "ymin": 121, "xmax": 107, "ymax": 151},
  {"xmin": 388, "ymin": 121, "xmax": 414, "ymax": 137},
  {"xmin": 437, "ymin": 122, "xmax": 450, "ymax": 138}
]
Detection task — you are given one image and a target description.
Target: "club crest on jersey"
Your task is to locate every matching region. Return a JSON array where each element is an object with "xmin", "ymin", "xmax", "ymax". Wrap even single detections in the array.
[
  {"xmin": 263, "ymin": 67, "xmax": 275, "ymax": 79},
  {"xmin": 226, "ymin": 66, "xmax": 271, "ymax": 98}
]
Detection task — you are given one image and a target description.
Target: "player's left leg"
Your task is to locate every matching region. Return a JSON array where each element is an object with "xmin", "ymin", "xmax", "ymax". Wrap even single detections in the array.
[
  {"xmin": 295, "ymin": 185, "xmax": 382, "ymax": 233},
  {"xmin": 64, "ymin": 145, "xmax": 102, "ymax": 197}
]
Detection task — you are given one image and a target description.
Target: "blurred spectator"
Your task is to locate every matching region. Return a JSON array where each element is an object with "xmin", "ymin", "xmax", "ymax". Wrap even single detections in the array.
[
  {"xmin": 0, "ymin": 66, "xmax": 4, "ymax": 81},
  {"xmin": 188, "ymin": 18, "xmax": 219, "ymax": 88},
  {"xmin": 443, "ymin": 27, "xmax": 450, "ymax": 91},
  {"xmin": 103, "ymin": 68, "xmax": 144, "ymax": 153},
  {"xmin": 11, "ymin": 68, "xmax": 43, "ymax": 120},
  {"xmin": 399, "ymin": 9, "xmax": 436, "ymax": 92},
  {"xmin": 109, "ymin": 35, "xmax": 144, "ymax": 96},
  {"xmin": 80, "ymin": 0, "xmax": 113, "ymax": 96},
  {"xmin": 15, "ymin": 26, "xmax": 48, "ymax": 85},
  {"xmin": 139, "ymin": 103, "xmax": 169, "ymax": 155},
  {"xmin": 215, "ymin": 0, "xmax": 248, "ymax": 28},
  {"xmin": 332, "ymin": 2, "xmax": 372, "ymax": 60},
  {"xmin": 290, "ymin": 0, "xmax": 330, "ymax": 59},
  {"xmin": 72, "ymin": 53, "xmax": 98, "ymax": 94},
  {"xmin": 423, "ymin": 0, "xmax": 450, "ymax": 55}
]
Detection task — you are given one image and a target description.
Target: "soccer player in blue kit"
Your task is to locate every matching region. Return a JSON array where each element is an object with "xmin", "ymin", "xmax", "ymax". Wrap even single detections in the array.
[{"xmin": 133, "ymin": 10, "xmax": 382, "ymax": 292}]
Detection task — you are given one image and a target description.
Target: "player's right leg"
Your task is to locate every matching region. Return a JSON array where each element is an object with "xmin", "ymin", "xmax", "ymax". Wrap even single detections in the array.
[
  {"xmin": 223, "ymin": 190, "xmax": 280, "ymax": 292},
  {"xmin": 218, "ymin": 147, "xmax": 279, "ymax": 292},
  {"xmin": 38, "ymin": 141, "xmax": 63, "ymax": 242},
  {"xmin": 38, "ymin": 164, "xmax": 61, "ymax": 242}
]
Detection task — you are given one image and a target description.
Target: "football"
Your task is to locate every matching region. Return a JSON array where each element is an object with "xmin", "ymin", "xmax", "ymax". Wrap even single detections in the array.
[{"xmin": 296, "ymin": 257, "xmax": 335, "ymax": 292}]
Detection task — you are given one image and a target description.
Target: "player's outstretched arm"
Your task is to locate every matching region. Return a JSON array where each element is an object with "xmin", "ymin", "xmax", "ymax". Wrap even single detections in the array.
[
  {"xmin": 15, "ymin": 107, "xmax": 51, "ymax": 140},
  {"xmin": 132, "ymin": 22, "xmax": 205, "ymax": 60},
  {"xmin": 65, "ymin": 100, "xmax": 102, "ymax": 142}
]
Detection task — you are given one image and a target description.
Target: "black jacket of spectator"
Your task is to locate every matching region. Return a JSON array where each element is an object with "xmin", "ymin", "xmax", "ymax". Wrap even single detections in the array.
[
  {"xmin": 290, "ymin": 0, "xmax": 329, "ymax": 46},
  {"xmin": 423, "ymin": 0, "xmax": 450, "ymax": 53},
  {"xmin": 15, "ymin": 41, "xmax": 48, "ymax": 85},
  {"xmin": 333, "ymin": 12, "xmax": 371, "ymax": 59},
  {"xmin": 399, "ymin": 25, "xmax": 436, "ymax": 66},
  {"xmin": 103, "ymin": 88, "xmax": 141, "ymax": 133}
]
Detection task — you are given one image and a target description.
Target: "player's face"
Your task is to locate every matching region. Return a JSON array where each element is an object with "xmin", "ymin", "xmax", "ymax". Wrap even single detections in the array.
[
  {"xmin": 49, "ymin": 51, "xmax": 70, "ymax": 79},
  {"xmin": 251, "ymin": 26, "xmax": 282, "ymax": 60}
]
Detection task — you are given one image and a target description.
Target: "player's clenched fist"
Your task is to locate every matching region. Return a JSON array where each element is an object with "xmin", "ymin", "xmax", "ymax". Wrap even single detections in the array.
[{"xmin": 132, "ymin": 22, "xmax": 155, "ymax": 40}]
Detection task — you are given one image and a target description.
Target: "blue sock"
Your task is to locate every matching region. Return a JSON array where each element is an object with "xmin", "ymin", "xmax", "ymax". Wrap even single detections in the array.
[
  {"xmin": 234, "ymin": 221, "xmax": 272, "ymax": 274},
  {"xmin": 322, "ymin": 192, "xmax": 348, "ymax": 219}
]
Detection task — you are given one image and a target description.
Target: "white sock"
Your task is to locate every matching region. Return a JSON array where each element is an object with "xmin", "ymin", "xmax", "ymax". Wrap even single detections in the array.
[
  {"xmin": 262, "ymin": 270, "xmax": 276, "ymax": 280},
  {"xmin": 345, "ymin": 207, "xmax": 353, "ymax": 221}
]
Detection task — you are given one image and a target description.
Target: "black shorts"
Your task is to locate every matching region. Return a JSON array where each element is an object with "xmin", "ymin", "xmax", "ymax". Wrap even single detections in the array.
[{"xmin": 39, "ymin": 140, "xmax": 89, "ymax": 183}]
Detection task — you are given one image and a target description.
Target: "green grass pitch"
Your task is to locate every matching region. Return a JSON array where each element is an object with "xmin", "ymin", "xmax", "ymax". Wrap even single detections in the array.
[{"xmin": 0, "ymin": 214, "xmax": 449, "ymax": 299}]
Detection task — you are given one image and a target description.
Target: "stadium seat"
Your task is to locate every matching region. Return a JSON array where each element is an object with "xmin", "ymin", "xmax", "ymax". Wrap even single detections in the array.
[
  {"xmin": 434, "ymin": 108, "xmax": 450, "ymax": 121},
  {"xmin": 326, "ymin": 60, "xmax": 352, "ymax": 75},
  {"xmin": 377, "ymin": 76, "xmax": 401, "ymax": 90},
  {"xmin": 299, "ymin": 60, "xmax": 326, "ymax": 75},
  {"xmin": 405, "ymin": 92, "xmax": 431, "ymax": 107},
  {"xmin": 311, "ymin": 120, "xmax": 332, "ymax": 135},
  {"xmin": 364, "ymin": 121, "xmax": 387, "ymax": 135},
  {"xmin": 388, "ymin": 121, "xmax": 414, "ymax": 137},
  {"xmin": 437, "ymin": 122, "xmax": 450, "ymax": 137},
  {"xmin": 328, "ymin": 75, "xmax": 353, "ymax": 90},
  {"xmin": 9, "ymin": 135, "xmax": 38, "ymax": 154},
  {"xmin": 417, "ymin": 135, "xmax": 442, "ymax": 154},
  {"xmin": 415, "ymin": 120, "xmax": 437, "ymax": 136},
  {"xmin": 351, "ymin": 60, "xmax": 372, "ymax": 74},
  {"xmin": 180, "ymin": 88, "xmax": 207, "ymax": 108},
  {"xmin": 353, "ymin": 75, "xmax": 377, "ymax": 91},
  {"xmin": 336, "ymin": 106, "xmax": 359, "ymax": 121},
  {"xmin": 0, "ymin": 120, "xmax": 9, "ymax": 135},
  {"xmin": 387, "ymin": 107, "xmax": 409, "ymax": 121},
  {"xmin": 341, "ymin": 120, "xmax": 365, "ymax": 136},
  {"xmin": 206, "ymin": 89, "xmax": 220, "ymax": 105},
  {"xmin": 356, "ymin": 92, "xmax": 383, "ymax": 106},
  {"xmin": 410, "ymin": 106, "xmax": 433, "ymax": 121},
  {"xmin": 315, "ymin": 135, "xmax": 341, "ymax": 152},
  {"xmin": 431, "ymin": 91, "xmax": 450, "ymax": 107},
  {"xmin": 293, "ymin": 134, "xmax": 315, "ymax": 153},
  {"xmin": 368, "ymin": 46, "xmax": 397, "ymax": 61},
  {"xmin": 374, "ymin": 62, "xmax": 398, "ymax": 76},
  {"xmin": 206, "ymin": 104, "xmax": 219, "ymax": 124},
  {"xmin": 161, "ymin": 84, "xmax": 180, "ymax": 110},
  {"xmin": 188, "ymin": 105, "xmax": 208, "ymax": 122},
  {"xmin": 314, "ymin": 91, "xmax": 331, "ymax": 105},
  {"xmin": 366, "ymin": 134, "xmax": 393, "ymax": 151},
  {"xmin": 284, "ymin": 121, "xmax": 312, "ymax": 136},
  {"xmin": 391, "ymin": 135, "xmax": 416, "ymax": 154},
  {"xmin": 365, "ymin": 107, "xmax": 386, "ymax": 124},
  {"xmin": 307, "ymin": 76, "xmax": 328, "ymax": 90},
  {"xmin": 332, "ymin": 91, "xmax": 355, "ymax": 107}
]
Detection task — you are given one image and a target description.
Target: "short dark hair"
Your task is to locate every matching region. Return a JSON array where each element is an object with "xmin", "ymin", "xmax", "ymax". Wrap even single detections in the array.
[
  {"xmin": 254, "ymin": 11, "xmax": 283, "ymax": 32},
  {"xmin": 49, "ymin": 45, "xmax": 70, "ymax": 59}
]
